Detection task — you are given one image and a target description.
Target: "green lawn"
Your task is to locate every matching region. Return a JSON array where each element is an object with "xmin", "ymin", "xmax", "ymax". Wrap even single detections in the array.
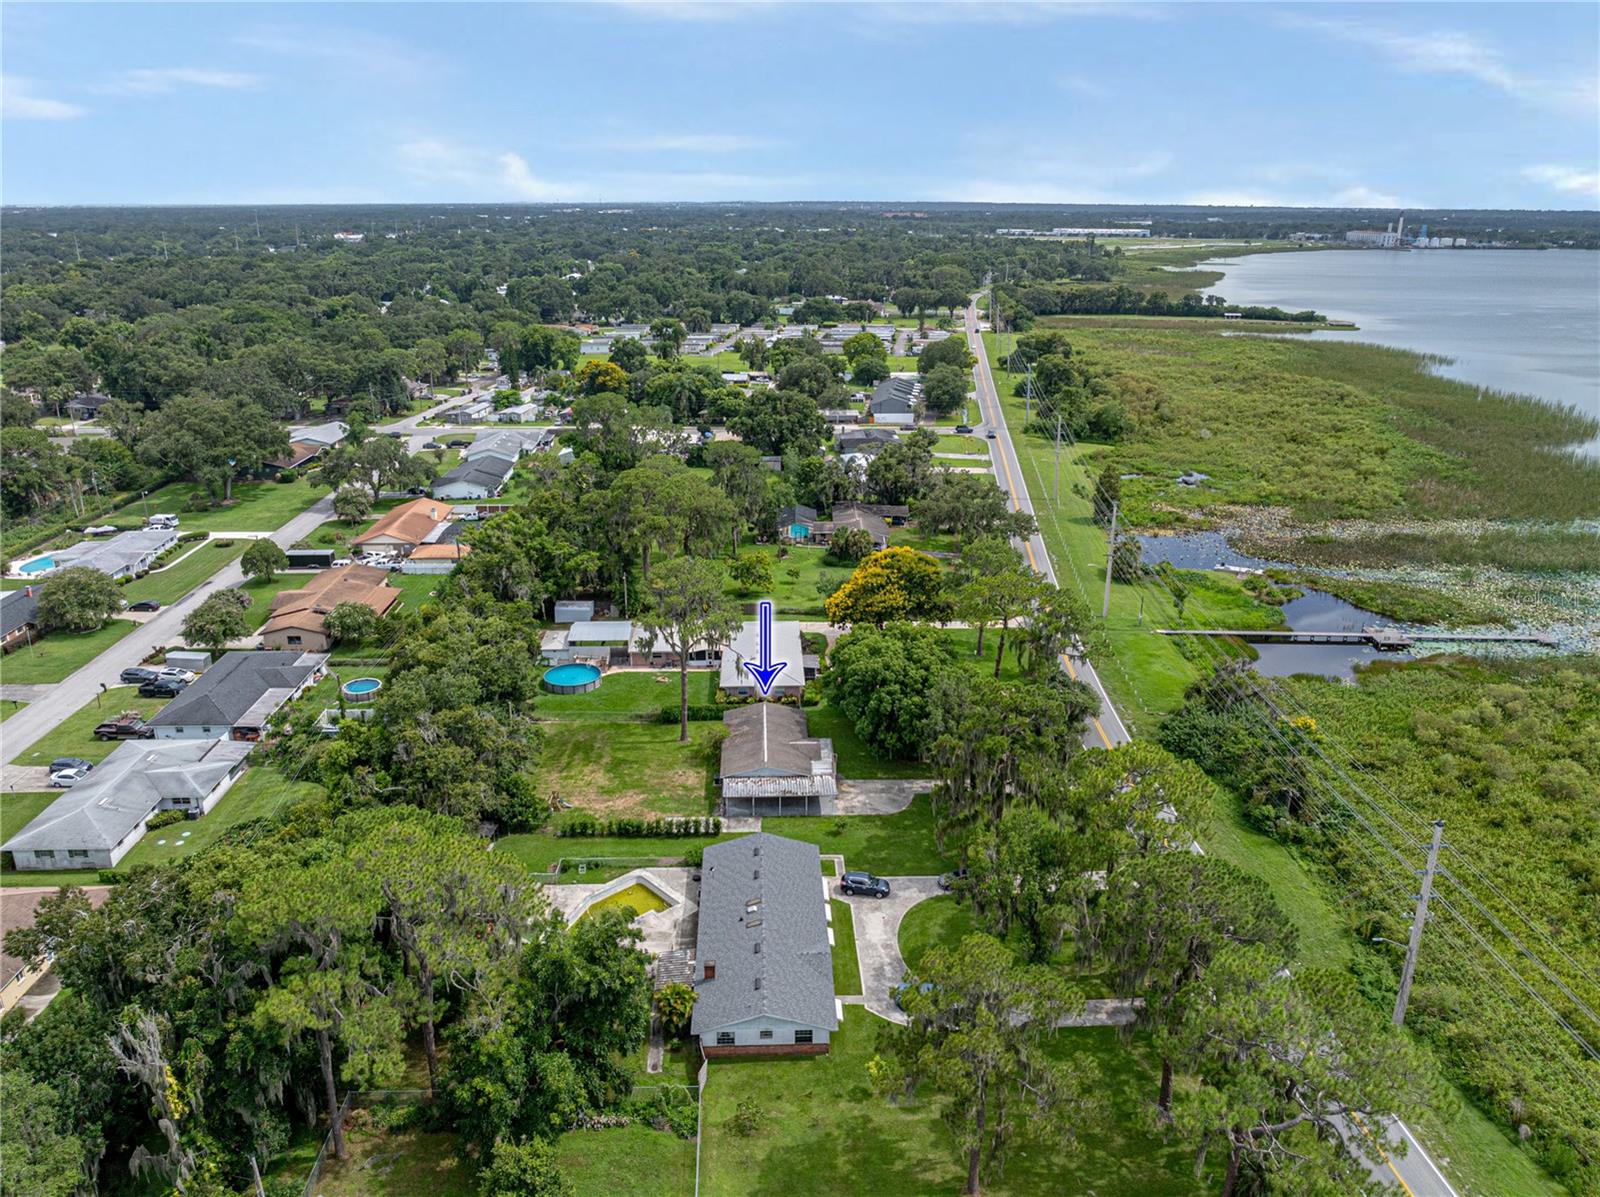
[
  {"xmin": 700, "ymin": 1009, "xmax": 1214, "ymax": 1196},
  {"xmin": 804, "ymin": 702, "xmax": 932, "ymax": 780},
  {"xmin": 759, "ymin": 794, "xmax": 950, "ymax": 875},
  {"xmin": 7, "ymin": 687, "xmax": 167, "ymax": 767},
  {"xmin": 0, "ymin": 700, "xmax": 22, "ymax": 720},
  {"xmin": 1, "ymin": 792, "xmax": 61, "ymax": 843},
  {"xmin": 121, "ymin": 539, "xmax": 248, "ymax": 605},
  {"xmin": 537, "ymin": 669, "xmax": 718, "ymax": 719},
  {"xmin": 555, "ymin": 1125, "xmax": 696, "ymax": 1197},
  {"xmin": 832, "ymin": 898, "xmax": 862, "ymax": 995},
  {"xmin": 105, "ymin": 477, "xmax": 327, "ymax": 533},
  {"xmin": 117, "ymin": 763, "xmax": 324, "ymax": 868},
  {"xmin": 932, "ymin": 434, "xmax": 987, "ymax": 455},
  {"xmin": 730, "ymin": 544, "xmax": 853, "ymax": 617},
  {"xmin": 898, "ymin": 893, "xmax": 979, "ymax": 972},
  {"xmin": 534, "ymin": 720, "xmax": 720, "ymax": 817},
  {"xmin": 0, "ymin": 619, "xmax": 138, "ymax": 684},
  {"xmin": 236, "ymin": 573, "xmax": 306, "ymax": 630},
  {"xmin": 497, "ymin": 832, "xmax": 735, "ymax": 875}
]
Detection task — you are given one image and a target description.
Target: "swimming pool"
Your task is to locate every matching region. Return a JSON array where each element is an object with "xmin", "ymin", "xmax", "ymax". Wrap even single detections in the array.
[
  {"xmin": 341, "ymin": 677, "xmax": 384, "ymax": 702},
  {"xmin": 17, "ymin": 557, "xmax": 55, "ymax": 575},
  {"xmin": 544, "ymin": 663, "xmax": 602, "ymax": 694}
]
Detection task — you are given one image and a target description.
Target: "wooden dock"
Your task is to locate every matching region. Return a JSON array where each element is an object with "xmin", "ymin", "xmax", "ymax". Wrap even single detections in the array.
[{"xmin": 1154, "ymin": 626, "xmax": 1559, "ymax": 652}]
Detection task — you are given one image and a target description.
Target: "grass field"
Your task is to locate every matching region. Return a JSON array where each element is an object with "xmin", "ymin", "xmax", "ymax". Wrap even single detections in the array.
[
  {"xmin": 931, "ymin": 434, "xmax": 987, "ymax": 455},
  {"xmin": 105, "ymin": 477, "xmax": 328, "ymax": 532},
  {"xmin": 803, "ymin": 702, "xmax": 934, "ymax": 780},
  {"xmin": 7, "ymin": 687, "xmax": 167, "ymax": 767},
  {"xmin": 700, "ymin": 1009, "xmax": 1214, "ymax": 1196},
  {"xmin": 0, "ymin": 700, "xmax": 23, "ymax": 720},
  {"xmin": 897, "ymin": 893, "xmax": 978, "ymax": 972},
  {"xmin": 302, "ymin": 1125, "xmax": 475, "ymax": 1197},
  {"xmin": 1, "ymin": 792, "xmax": 61, "ymax": 844},
  {"xmin": 534, "ymin": 720, "xmax": 720, "ymax": 817},
  {"xmin": 729, "ymin": 544, "xmax": 853, "ymax": 617},
  {"xmin": 538, "ymin": 669, "xmax": 718, "ymax": 719},
  {"xmin": 122, "ymin": 539, "xmax": 248, "ymax": 605},
  {"xmin": 0, "ymin": 618, "xmax": 138, "ymax": 685},
  {"xmin": 832, "ymin": 898, "xmax": 862, "ymax": 995},
  {"xmin": 556, "ymin": 1125, "xmax": 696, "ymax": 1197}
]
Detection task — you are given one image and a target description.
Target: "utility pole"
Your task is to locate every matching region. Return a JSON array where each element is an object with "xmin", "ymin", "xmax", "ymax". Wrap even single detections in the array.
[
  {"xmin": 1053, "ymin": 410, "xmax": 1063, "ymax": 501},
  {"xmin": 1393, "ymin": 819, "xmax": 1445, "ymax": 1027},
  {"xmin": 1024, "ymin": 364, "xmax": 1033, "ymax": 425},
  {"xmin": 1101, "ymin": 501, "xmax": 1119, "ymax": 619},
  {"xmin": 250, "ymin": 1155, "xmax": 266, "ymax": 1197}
]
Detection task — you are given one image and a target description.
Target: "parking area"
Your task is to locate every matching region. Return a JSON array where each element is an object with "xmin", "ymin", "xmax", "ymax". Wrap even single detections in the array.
[{"xmin": 835, "ymin": 874, "xmax": 944, "ymax": 1024}]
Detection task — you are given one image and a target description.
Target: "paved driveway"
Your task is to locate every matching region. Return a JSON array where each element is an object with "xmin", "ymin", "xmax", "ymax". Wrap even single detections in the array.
[
  {"xmin": 839, "ymin": 874, "xmax": 944, "ymax": 1024},
  {"xmin": 834, "ymin": 779, "xmax": 929, "ymax": 815}
]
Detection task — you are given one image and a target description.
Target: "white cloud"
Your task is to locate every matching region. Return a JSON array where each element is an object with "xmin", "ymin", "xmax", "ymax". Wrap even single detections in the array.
[
  {"xmin": 1521, "ymin": 164, "xmax": 1600, "ymax": 200},
  {"xmin": 233, "ymin": 25, "xmax": 433, "ymax": 75},
  {"xmin": 2, "ymin": 75, "xmax": 86, "ymax": 120},
  {"xmin": 496, "ymin": 152, "xmax": 572, "ymax": 201},
  {"xmin": 97, "ymin": 68, "xmax": 264, "ymax": 95},
  {"xmin": 1282, "ymin": 15, "xmax": 1597, "ymax": 113}
]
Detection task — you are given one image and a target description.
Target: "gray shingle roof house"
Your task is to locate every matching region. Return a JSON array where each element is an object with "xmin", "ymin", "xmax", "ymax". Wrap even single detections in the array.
[
  {"xmin": 719, "ymin": 704, "xmax": 837, "ymax": 814},
  {"xmin": 691, "ymin": 832, "xmax": 838, "ymax": 1055},
  {"xmin": 2, "ymin": 738, "xmax": 254, "ymax": 871},
  {"xmin": 431, "ymin": 455, "xmax": 514, "ymax": 500},
  {"xmin": 149, "ymin": 650, "xmax": 326, "ymax": 741},
  {"xmin": 1, "ymin": 587, "xmax": 40, "ymax": 652},
  {"xmin": 835, "ymin": 427, "xmax": 899, "ymax": 457}
]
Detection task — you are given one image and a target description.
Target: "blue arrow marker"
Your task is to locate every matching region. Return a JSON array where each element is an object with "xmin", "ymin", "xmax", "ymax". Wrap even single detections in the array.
[{"xmin": 742, "ymin": 599, "xmax": 787, "ymax": 697}]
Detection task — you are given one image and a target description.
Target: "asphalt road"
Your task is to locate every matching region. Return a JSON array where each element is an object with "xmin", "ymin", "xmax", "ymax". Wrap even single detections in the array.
[
  {"xmin": 964, "ymin": 299, "xmax": 1455, "ymax": 1197},
  {"xmin": 0, "ymin": 495, "xmax": 337, "ymax": 766},
  {"xmin": 962, "ymin": 299, "xmax": 1131, "ymax": 749}
]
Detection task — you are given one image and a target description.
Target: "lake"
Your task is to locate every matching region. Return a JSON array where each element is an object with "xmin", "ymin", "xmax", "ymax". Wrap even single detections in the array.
[{"xmin": 1201, "ymin": 249, "xmax": 1600, "ymax": 448}]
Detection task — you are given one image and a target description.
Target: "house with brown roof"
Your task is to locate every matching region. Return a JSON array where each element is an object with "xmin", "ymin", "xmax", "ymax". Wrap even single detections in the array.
[
  {"xmin": 400, "ymin": 542, "xmax": 471, "ymax": 575},
  {"xmin": 352, "ymin": 497, "xmax": 453, "ymax": 556},
  {"xmin": 260, "ymin": 565, "xmax": 400, "ymax": 651}
]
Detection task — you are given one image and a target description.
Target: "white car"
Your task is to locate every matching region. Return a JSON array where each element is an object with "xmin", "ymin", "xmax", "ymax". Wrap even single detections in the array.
[
  {"xmin": 49, "ymin": 767, "xmax": 92, "ymax": 788},
  {"xmin": 332, "ymin": 557, "xmax": 354, "ymax": 568},
  {"xmin": 157, "ymin": 667, "xmax": 197, "ymax": 683}
]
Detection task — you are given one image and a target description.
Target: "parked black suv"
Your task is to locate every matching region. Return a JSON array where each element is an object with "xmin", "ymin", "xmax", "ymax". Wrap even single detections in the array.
[
  {"xmin": 138, "ymin": 679, "xmax": 188, "ymax": 698},
  {"xmin": 840, "ymin": 871, "xmax": 890, "ymax": 898},
  {"xmin": 120, "ymin": 666, "xmax": 159, "ymax": 685}
]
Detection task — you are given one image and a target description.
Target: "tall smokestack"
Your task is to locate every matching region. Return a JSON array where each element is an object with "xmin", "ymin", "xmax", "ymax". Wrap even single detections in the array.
[{"xmin": 1397, "ymin": 212, "xmax": 1406, "ymax": 239}]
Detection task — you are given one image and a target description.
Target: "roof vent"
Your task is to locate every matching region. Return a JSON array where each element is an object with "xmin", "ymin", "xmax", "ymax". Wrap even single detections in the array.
[
  {"xmin": 746, "ymin": 918, "xmax": 763, "ymax": 928},
  {"xmin": 753, "ymin": 869, "xmax": 760, "ymax": 880},
  {"xmin": 753, "ymin": 943, "xmax": 762, "ymax": 954},
  {"xmin": 704, "ymin": 961, "xmax": 716, "ymax": 980},
  {"xmin": 754, "ymin": 978, "xmax": 762, "ymax": 990},
  {"xmin": 753, "ymin": 844, "xmax": 761, "ymax": 857}
]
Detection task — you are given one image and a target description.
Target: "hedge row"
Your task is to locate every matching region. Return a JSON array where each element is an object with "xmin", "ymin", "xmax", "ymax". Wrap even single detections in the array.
[{"xmin": 556, "ymin": 815, "xmax": 723, "ymax": 838}]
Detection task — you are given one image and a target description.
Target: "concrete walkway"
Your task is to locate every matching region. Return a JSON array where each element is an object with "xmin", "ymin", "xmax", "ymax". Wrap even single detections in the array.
[
  {"xmin": 0, "ymin": 685, "xmax": 54, "ymax": 703},
  {"xmin": 0, "ymin": 495, "xmax": 337, "ymax": 764}
]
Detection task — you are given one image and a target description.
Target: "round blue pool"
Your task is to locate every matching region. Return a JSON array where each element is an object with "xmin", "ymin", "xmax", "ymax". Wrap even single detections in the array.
[
  {"xmin": 18, "ymin": 556, "xmax": 55, "ymax": 575},
  {"xmin": 544, "ymin": 663, "xmax": 602, "ymax": 694},
  {"xmin": 341, "ymin": 677, "xmax": 384, "ymax": 702}
]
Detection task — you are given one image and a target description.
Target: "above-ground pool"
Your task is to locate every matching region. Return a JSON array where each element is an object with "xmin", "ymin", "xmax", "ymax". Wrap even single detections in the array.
[
  {"xmin": 544, "ymin": 663, "xmax": 602, "ymax": 694},
  {"xmin": 17, "ymin": 557, "xmax": 55, "ymax": 575},
  {"xmin": 341, "ymin": 677, "xmax": 384, "ymax": 702}
]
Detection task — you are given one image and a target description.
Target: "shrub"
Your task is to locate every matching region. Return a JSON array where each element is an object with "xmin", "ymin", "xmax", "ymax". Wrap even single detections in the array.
[
  {"xmin": 656, "ymin": 702, "xmax": 731, "ymax": 724},
  {"xmin": 728, "ymin": 1098, "xmax": 768, "ymax": 1137},
  {"xmin": 146, "ymin": 810, "xmax": 187, "ymax": 830},
  {"xmin": 276, "ymin": 469, "xmax": 298, "ymax": 483},
  {"xmin": 212, "ymin": 539, "xmax": 234, "ymax": 548},
  {"xmin": 177, "ymin": 531, "xmax": 206, "ymax": 543}
]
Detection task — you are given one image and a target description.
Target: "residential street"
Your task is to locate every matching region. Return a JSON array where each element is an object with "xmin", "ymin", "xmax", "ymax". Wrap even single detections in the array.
[
  {"xmin": 0, "ymin": 494, "xmax": 337, "ymax": 766},
  {"xmin": 963, "ymin": 297, "xmax": 1131, "ymax": 749}
]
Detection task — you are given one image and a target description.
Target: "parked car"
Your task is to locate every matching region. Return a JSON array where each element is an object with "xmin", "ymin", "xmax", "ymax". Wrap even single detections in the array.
[
  {"xmin": 127, "ymin": 599, "xmax": 163, "ymax": 612},
  {"xmin": 157, "ymin": 667, "xmax": 196, "ymax": 683},
  {"xmin": 147, "ymin": 513, "xmax": 180, "ymax": 529},
  {"xmin": 955, "ymin": 424, "xmax": 973, "ymax": 434},
  {"xmin": 332, "ymin": 557, "xmax": 354, "ymax": 568},
  {"xmin": 893, "ymin": 980, "xmax": 936, "ymax": 1012},
  {"xmin": 120, "ymin": 666, "xmax": 160, "ymax": 686},
  {"xmin": 422, "ymin": 440, "xmax": 444, "ymax": 450},
  {"xmin": 840, "ymin": 871, "xmax": 891, "ymax": 898},
  {"xmin": 446, "ymin": 438, "xmax": 470, "ymax": 448},
  {"xmin": 94, "ymin": 715, "xmax": 154, "ymax": 741},
  {"xmin": 49, "ymin": 767, "xmax": 92, "ymax": 788},
  {"xmin": 938, "ymin": 867, "xmax": 968, "ymax": 891},
  {"xmin": 139, "ymin": 679, "xmax": 188, "ymax": 698},
  {"xmin": 49, "ymin": 757, "xmax": 94, "ymax": 774}
]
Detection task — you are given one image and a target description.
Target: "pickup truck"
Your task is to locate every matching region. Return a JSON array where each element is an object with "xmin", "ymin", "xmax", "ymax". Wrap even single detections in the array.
[{"xmin": 94, "ymin": 713, "xmax": 155, "ymax": 741}]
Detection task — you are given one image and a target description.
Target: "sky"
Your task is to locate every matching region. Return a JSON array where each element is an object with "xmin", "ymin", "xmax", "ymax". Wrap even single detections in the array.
[{"xmin": 3, "ymin": 1, "xmax": 1597, "ymax": 209}]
